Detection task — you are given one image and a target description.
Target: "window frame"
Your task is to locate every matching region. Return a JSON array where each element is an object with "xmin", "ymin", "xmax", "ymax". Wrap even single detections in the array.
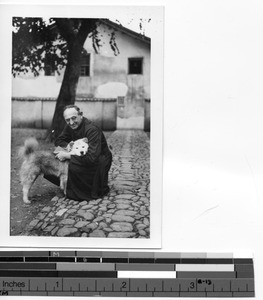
[
  {"xmin": 44, "ymin": 64, "xmax": 55, "ymax": 76},
  {"xmin": 128, "ymin": 57, "xmax": 143, "ymax": 75},
  {"xmin": 80, "ymin": 53, "xmax": 91, "ymax": 77}
]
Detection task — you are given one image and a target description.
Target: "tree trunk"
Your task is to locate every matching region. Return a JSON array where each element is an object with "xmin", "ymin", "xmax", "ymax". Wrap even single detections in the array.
[
  {"xmin": 46, "ymin": 43, "xmax": 82, "ymax": 141},
  {"xmin": 45, "ymin": 19, "xmax": 97, "ymax": 142}
]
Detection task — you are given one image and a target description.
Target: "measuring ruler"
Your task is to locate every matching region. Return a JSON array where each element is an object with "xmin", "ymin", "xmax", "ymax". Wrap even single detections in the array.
[{"xmin": 0, "ymin": 251, "xmax": 254, "ymax": 297}]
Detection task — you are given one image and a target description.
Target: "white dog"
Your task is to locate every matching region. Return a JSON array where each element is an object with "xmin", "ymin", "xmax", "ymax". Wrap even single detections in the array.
[
  {"xmin": 19, "ymin": 137, "xmax": 89, "ymax": 204},
  {"xmin": 66, "ymin": 138, "xmax": 89, "ymax": 156}
]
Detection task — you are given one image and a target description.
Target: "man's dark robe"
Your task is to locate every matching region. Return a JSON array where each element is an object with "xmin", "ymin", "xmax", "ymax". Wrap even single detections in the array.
[{"xmin": 54, "ymin": 117, "xmax": 112, "ymax": 201}]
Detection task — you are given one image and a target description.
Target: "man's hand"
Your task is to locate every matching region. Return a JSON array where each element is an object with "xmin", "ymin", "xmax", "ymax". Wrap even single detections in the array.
[{"xmin": 56, "ymin": 151, "xmax": 71, "ymax": 161}]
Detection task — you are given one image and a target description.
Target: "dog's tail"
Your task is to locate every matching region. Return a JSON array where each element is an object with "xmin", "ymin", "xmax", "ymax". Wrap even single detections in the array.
[{"xmin": 18, "ymin": 138, "xmax": 39, "ymax": 158}]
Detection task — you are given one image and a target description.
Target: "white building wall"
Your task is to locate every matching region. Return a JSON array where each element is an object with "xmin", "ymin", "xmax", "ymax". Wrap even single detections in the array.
[
  {"xmin": 12, "ymin": 23, "xmax": 150, "ymax": 100},
  {"xmin": 12, "ymin": 23, "xmax": 150, "ymax": 129}
]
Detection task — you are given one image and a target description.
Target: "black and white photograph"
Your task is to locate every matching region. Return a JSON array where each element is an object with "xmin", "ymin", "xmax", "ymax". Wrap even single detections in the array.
[
  {"xmin": 2, "ymin": 0, "xmax": 263, "ymax": 298},
  {"xmin": 0, "ymin": 5, "xmax": 163, "ymax": 248}
]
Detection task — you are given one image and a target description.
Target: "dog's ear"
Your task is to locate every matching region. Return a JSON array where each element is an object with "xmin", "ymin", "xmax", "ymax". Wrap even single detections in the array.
[
  {"xmin": 67, "ymin": 141, "xmax": 75, "ymax": 151},
  {"xmin": 82, "ymin": 137, "xmax": 88, "ymax": 144}
]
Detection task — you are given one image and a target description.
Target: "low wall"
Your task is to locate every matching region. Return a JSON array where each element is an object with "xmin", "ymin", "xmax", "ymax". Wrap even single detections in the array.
[
  {"xmin": 144, "ymin": 98, "xmax": 150, "ymax": 132},
  {"xmin": 12, "ymin": 97, "xmax": 117, "ymax": 131}
]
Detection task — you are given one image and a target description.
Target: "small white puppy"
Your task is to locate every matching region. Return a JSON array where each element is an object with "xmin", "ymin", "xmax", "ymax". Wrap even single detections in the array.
[{"xmin": 67, "ymin": 137, "xmax": 89, "ymax": 156}]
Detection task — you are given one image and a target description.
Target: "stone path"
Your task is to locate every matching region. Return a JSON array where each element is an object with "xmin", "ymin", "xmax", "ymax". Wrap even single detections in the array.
[{"xmin": 22, "ymin": 130, "xmax": 150, "ymax": 238}]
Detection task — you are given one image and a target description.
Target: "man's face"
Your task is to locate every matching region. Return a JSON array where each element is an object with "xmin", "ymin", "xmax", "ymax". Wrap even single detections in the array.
[{"xmin": 63, "ymin": 107, "xmax": 83, "ymax": 130}]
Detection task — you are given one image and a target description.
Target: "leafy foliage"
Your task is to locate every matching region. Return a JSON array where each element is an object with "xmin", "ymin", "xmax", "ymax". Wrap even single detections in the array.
[
  {"xmin": 109, "ymin": 31, "xmax": 120, "ymax": 56},
  {"xmin": 12, "ymin": 17, "xmax": 103, "ymax": 77},
  {"xmin": 13, "ymin": 18, "xmax": 65, "ymax": 76}
]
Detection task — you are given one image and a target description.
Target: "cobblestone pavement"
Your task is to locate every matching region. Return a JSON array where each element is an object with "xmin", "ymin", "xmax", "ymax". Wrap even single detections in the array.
[{"xmin": 22, "ymin": 130, "xmax": 150, "ymax": 238}]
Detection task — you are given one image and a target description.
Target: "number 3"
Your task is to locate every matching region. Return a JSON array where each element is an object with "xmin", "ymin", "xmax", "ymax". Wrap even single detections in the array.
[{"xmin": 190, "ymin": 282, "xmax": 195, "ymax": 289}]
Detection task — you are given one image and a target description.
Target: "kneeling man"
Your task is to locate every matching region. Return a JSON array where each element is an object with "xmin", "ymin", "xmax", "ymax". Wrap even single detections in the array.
[{"xmin": 54, "ymin": 105, "xmax": 112, "ymax": 201}]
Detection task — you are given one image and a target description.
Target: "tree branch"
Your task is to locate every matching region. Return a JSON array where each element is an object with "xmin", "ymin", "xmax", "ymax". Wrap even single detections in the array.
[
  {"xmin": 77, "ymin": 18, "xmax": 98, "ymax": 45},
  {"xmin": 53, "ymin": 18, "xmax": 77, "ymax": 42}
]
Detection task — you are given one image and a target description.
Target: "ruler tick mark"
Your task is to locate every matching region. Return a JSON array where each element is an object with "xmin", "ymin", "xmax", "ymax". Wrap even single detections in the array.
[{"xmin": 0, "ymin": 251, "xmax": 254, "ymax": 296}]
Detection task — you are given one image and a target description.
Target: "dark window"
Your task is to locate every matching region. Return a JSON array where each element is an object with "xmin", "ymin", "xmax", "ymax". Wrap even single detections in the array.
[
  {"xmin": 80, "ymin": 53, "xmax": 90, "ymax": 76},
  {"xmin": 44, "ymin": 65, "xmax": 55, "ymax": 76},
  {"xmin": 128, "ymin": 58, "xmax": 143, "ymax": 74}
]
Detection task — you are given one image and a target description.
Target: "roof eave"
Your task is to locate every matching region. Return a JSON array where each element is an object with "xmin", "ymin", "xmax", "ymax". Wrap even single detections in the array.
[{"xmin": 100, "ymin": 19, "xmax": 151, "ymax": 45}]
